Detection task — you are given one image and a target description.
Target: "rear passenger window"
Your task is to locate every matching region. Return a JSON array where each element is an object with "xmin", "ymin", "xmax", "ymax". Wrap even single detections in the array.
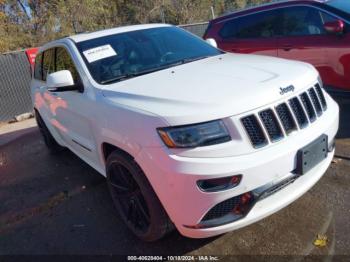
[
  {"xmin": 42, "ymin": 49, "xmax": 55, "ymax": 81},
  {"xmin": 220, "ymin": 10, "xmax": 283, "ymax": 39},
  {"xmin": 34, "ymin": 52, "xmax": 43, "ymax": 80},
  {"xmin": 56, "ymin": 47, "xmax": 80, "ymax": 83}
]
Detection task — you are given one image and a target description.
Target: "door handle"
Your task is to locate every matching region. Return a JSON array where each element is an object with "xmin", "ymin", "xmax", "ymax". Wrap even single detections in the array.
[
  {"xmin": 282, "ymin": 45, "xmax": 293, "ymax": 51},
  {"xmin": 231, "ymin": 48, "xmax": 242, "ymax": 53},
  {"xmin": 40, "ymin": 86, "xmax": 58, "ymax": 96}
]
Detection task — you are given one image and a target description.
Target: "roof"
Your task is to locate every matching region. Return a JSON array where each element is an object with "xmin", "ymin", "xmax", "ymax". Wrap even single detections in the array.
[
  {"xmin": 212, "ymin": 0, "xmax": 327, "ymax": 23},
  {"xmin": 68, "ymin": 23, "xmax": 171, "ymax": 43}
]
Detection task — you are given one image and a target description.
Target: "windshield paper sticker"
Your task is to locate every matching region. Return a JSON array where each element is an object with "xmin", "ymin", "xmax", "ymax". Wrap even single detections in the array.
[{"xmin": 83, "ymin": 45, "xmax": 117, "ymax": 63}]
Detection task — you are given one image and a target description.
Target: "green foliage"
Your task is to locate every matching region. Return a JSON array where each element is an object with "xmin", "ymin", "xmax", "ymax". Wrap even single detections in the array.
[{"xmin": 0, "ymin": 0, "xmax": 270, "ymax": 53}]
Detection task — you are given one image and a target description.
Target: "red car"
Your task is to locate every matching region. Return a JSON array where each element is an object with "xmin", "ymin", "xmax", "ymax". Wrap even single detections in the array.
[{"xmin": 204, "ymin": 0, "xmax": 350, "ymax": 96}]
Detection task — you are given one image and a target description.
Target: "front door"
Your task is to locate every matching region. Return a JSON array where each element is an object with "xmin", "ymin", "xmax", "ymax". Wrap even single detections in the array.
[
  {"xmin": 44, "ymin": 46, "xmax": 99, "ymax": 166},
  {"xmin": 277, "ymin": 6, "xmax": 349, "ymax": 90}
]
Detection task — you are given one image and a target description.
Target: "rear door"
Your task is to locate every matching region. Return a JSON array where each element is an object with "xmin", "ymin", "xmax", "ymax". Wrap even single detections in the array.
[
  {"xmin": 216, "ymin": 9, "xmax": 283, "ymax": 56},
  {"xmin": 277, "ymin": 6, "xmax": 345, "ymax": 89}
]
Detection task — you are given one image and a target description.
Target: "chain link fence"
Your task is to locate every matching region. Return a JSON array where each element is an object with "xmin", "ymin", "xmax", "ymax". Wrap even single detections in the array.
[
  {"xmin": 0, "ymin": 51, "xmax": 32, "ymax": 122},
  {"xmin": 180, "ymin": 22, "xmax": 209, "ymax": 37}
]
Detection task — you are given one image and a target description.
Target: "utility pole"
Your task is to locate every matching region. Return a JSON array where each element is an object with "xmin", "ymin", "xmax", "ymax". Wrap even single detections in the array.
[
  {"xmin": 17, "ymin": 0, "xmax": 31, "ymax": 19},
  {"xmin": 160, "ymin": 6, "xmax": 165, "ymax": 23},
  {"xmin": 210, "ymin": 6, "xmax": 215, "ymax": 19}
]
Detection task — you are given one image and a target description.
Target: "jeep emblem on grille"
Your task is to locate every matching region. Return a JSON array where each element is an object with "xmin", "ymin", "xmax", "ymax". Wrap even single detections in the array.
[{"xmin": 280, "ymin": 85, "xmax": 295, "ymax": 95}]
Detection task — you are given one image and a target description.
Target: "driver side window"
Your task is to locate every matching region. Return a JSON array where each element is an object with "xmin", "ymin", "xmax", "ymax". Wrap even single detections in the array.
[
  {"xmin": 283, "ymin": 7, "xmax": 325, "ymax": 36},
  {"xmin": 42, "ymin": 48, "xmax": 55, "ymax": 81},
  {"xmin": 56, "ymin": 47, "xmax": 80, "ymax": 83},
  {"xmin": 320, "ymin": 10, "xmax": 344, "ymax": 30}
]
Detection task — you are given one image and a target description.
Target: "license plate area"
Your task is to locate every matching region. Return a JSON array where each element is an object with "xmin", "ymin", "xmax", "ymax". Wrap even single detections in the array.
[{"xmin": 296, "ymin": 135, "xmax": 328, "ymax": 175}]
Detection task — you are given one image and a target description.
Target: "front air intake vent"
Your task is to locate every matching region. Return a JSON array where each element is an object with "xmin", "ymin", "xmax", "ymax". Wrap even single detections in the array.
[{"xmin": 202, "ymin": 196, "xmax": 242, "ymax": 221}]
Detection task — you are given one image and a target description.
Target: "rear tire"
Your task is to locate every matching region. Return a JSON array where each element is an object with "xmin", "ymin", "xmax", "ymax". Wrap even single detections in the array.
[
  {"xmin": 106, "ymin": 151, "xmax": 173, "ymax": 241},
  {"xmin": 35, "ymin": 110, "xmax": 65, "ymax": 154}
]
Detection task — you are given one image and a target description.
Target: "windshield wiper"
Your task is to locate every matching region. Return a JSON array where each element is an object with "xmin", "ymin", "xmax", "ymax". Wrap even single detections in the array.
[
  {"xmin": 180, "ymin": 56, "xmax": 210, "ymax": 64},
  {"xmin": 100, "ymin": 56, "xmax": 211, "ymax": 85},
  {"xmin": 100, "ymin": 74, "xmax": 137, "ymax": 85},
  {"xmin": 100, "ymin": 61, "xmax": 184, "ymax": 85}
]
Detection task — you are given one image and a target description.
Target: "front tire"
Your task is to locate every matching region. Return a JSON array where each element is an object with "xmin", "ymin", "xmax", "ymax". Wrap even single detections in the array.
[
  {"xmin": 106, "ymin": 151, "xmax": 173, "ymax": 241},
  {"xmin": 35, "ymin": 110, "xmax": 65, "ymax": 154}
]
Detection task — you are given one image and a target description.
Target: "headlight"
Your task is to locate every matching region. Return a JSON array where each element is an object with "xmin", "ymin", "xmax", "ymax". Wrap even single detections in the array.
[{"xmin": 157, "ymin": 120, "xmax": 231, "ymax": 148}]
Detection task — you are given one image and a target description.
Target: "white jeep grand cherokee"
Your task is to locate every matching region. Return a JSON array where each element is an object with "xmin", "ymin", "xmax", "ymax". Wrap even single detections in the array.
[{"xmin": 31, "ymin": 24, "xmax": 339, "ymax": 241}]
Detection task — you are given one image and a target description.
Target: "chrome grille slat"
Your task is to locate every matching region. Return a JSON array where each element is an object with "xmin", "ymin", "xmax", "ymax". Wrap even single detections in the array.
[
  {"xmin": 300, "ymin": 92, "xmax": 316, "ymax": 123},
  {"xmin": 241, "ymin": 115, "xmax": 268, "ymax": 148},
  {"xmin": 259, "ymin": 109, "xmax": 284, "ymax": 142},
  {"xmin": 241, "ymin": 85, "xmax": 328, "ymax": 149},
  {"xmin": 275, "ymin": 103, "xmax": 297, "ymax": 134},
  {"xmin": 315, "ymin": 84, "xmax": 327, "ymax": 110},
  {"xmin": 289, "ymin": 97, "xmax": 309, "ymax": 129},
  {"xmin": 308, "ymin": 88, "xmax": 323, "ymax": 116}
]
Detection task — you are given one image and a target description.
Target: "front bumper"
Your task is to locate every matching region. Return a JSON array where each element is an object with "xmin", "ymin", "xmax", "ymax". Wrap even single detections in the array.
[
  {"xmin": 179, "ymin": 149, "xmax": 334, "ymax": 238},
  {"xmin": 135, "ymin": 99, "xmax": 339, "ymax": 238}
]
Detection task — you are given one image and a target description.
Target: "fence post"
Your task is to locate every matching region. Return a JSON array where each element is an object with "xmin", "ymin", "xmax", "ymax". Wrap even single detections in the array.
[{"xmin": 211, "ymin": 6, "xmax": 215, "ymax": 19}]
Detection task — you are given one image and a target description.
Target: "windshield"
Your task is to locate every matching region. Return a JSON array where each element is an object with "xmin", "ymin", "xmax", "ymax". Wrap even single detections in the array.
[
  {"xmin": 76, "ymin": 26, "xmax": 222, "ymax": 84},
  {"xmin": 326, "ymin": 0, "xmax": 350, "ymax": 15}
]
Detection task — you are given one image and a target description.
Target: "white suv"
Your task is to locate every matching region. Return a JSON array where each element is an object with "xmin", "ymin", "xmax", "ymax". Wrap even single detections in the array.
[{"xmin": 31, "ymin": 24, "xmax": 339, "ymax": 241}]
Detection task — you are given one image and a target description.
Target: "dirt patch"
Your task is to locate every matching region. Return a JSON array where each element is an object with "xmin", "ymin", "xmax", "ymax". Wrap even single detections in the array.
[
  {"xmin": 0, "ymin": 121, "xmax": 8, "ymax": 128},
  {"xmin": 0, "ymin": 191, "xmax": 70, "ymax": 233}
]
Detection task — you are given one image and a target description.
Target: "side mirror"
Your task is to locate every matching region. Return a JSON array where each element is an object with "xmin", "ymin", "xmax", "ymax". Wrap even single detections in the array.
[
  {"xmin": 205, "ymin": 38, "xmax": 218, "ymax": 48},
  {"xmin": 324, "ymin": 20, "xmax": 345, "ymax": 34},
  {"xmin": 47, "ymin": 70, "xmax": 79, "ymax": 92}
]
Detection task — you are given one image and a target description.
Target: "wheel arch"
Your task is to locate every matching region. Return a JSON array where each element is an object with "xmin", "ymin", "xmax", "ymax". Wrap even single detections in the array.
[{"xmin": 102, "ymin": 142, "xmax": 135, "ymax": 164}]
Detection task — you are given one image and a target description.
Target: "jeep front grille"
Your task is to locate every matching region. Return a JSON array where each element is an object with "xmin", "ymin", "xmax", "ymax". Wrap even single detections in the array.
[{"xmin": 241, "ymin": 85, "xmax": 327, "ymax": 148}]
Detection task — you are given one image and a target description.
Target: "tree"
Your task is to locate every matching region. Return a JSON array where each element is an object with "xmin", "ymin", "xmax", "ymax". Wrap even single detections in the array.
[{"xmin": 0, "ymin": 0, "xmax": 271, "ymax": 53}]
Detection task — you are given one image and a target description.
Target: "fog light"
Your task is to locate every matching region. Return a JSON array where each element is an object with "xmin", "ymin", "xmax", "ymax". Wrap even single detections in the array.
[{"xmin": 197, "ymin": 175, "xmax": 242, "ymax": 192}]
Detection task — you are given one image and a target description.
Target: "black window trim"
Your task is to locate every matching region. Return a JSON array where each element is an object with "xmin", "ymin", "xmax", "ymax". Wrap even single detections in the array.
[
  {"xmin": 54, "ymin": 45, "xmax": 84, "ymax": 92},
  {"xmin": 34, "ymin": 45, "xmax": 83, "ymax": 90},
  {"xmin": 42, "ymin": 48, "xmax": 55, "ymax": 82},
  {"xmin": 218, "ymin": 4, "xmax": 350, "ymax": 25},
  {"xmin": 217, "ymin": 3, "xmax": 350, "ymax": 39},
  {"xmin": 34, "ymin": 52, "xmax": 44, "ymax": 81}
]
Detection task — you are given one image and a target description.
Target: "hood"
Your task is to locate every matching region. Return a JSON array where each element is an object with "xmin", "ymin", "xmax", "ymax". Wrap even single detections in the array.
[{"xmin": 102, "ymin": 53, "xmax": 319, "ymax": 126}]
